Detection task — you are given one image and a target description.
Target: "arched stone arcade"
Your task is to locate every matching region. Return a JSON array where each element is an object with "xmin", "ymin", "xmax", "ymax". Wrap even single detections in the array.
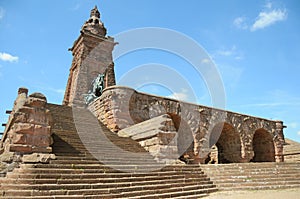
[{"xmin": 88, "ymin": 86, "xmax": 285, "ymax": 164}]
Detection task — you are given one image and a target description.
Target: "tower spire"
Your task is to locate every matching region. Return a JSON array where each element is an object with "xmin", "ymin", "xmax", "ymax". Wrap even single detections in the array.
[
  {"xmin": 90, "ymin": 6, "xmax": 100, "ymax": 18},
  {"xmin": 63, "ymin": 6, "xmax": 116, "ymax": 107},
  {"xmin": 81, "ymin": 5, "xmax": 107, "ymax": 36}
]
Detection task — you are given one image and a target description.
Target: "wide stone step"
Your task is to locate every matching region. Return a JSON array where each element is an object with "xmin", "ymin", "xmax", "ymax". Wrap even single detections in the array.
[
  {"xmin": 6, "ymin": 170, "xmax": 198, "ymax": 179},
  {"xmin": 127, "ymin": 188, "xmax": 213, "ymax": 199},
  {"xmin": 20, "ymin": 164, "xmax": 160, "ymax": 172},
  {"xmin": 2, "ymin": 174, "xmax": 210, "ymax": 185},
  {"xmin": 202, "ymin": 166, "xmax": 300, "ymax": 172},
  {"xmin": 50, "ymin": 159, "xmax": 157, "ymax": 165},
  {"xmin": 202, "ymin": 164, "xmax": 300, "ymax": 170},
  {"xmin": 101, "ymin": 184, "xmax": 217, "ymax": 198},
  {"xmin": 1, "ymin": 176, "xmax": 212, "ymax": 191},
  {"xmin": 54, "ymin": 155, "xmax": 96, "ymax": 160},
  {"xmin": 214, "ymin": 178, "xmax": 300, "ymax": 186},
  {"xmin": 18, "ymin": 164, "xmax": 205, "ymax": 174},
  {"xmin": 201, "ymin": 162, "xmax": 300, "ymax": 191},
  {"xmin": 219, "ymin": 184, "xmax": 300, "ymax": 191},
  {"xmin": 49, "ymin": 159, "xmax": 157, "ymax": 165},
  {"xmin": 208, "ymin": 173, "xmax": 300, "ymax": 181},
  {"xmin": 201, "ymin": 162, "xmax": 300, "ymax": 168},
  {"xmin": 203, "ymin": 170, "xmax": 300, "ymax": 178},
  {"xmin": 50, "ymin": 157, "xmax": 158, "ymax": 165},
  {"xmin": 14, "ymin": 166, "xmax": 168, "ymax": 174},
  {"xmin": 0, "ymin": 194, "xmax": 209, "ymax": 199},
  {"xmin": 1, "ymin": 182, "xmax": 216, "ymax": 197},
  {"xmin": 52, "ymin": 153, "xmax": 90, "ymax": 157},
  {"xmin": 0, "ymin": 188, "xmax": 214, "ymax": 199}
]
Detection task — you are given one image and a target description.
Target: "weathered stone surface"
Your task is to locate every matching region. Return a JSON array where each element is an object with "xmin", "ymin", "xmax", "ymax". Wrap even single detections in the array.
[
  {"xmin": 0, "ymin": 162, "xmax": 6, "ymax": 171},
  {"xmin": 283, "ymin": 138, "xmax": 300, "ymax": 162},
  {"xmin": 22, "ymin": 153, "xmax": 56, "ymax": 163},
  {"xmin": 13, "ymin": 123, "xmax": 34, "ymax": 134},
  {"xmin": 118, "ymin": 114, "xmax": 179, "ymax": 164},
  {"xmin": 9, "ymin": 144, "xmax": 32, "ymax": 153},
  {"xmin": 29, "ymin": 92, "xmax": 47, "ymax": 100},
  {"xmin": 118, "ymin": 114, "xmax": 175, "ymax": 139},
  {"xmin": 0, "ymin": 151, "xmax": 16, "ymax": 163},
  {"xmin": 0, "ymin": 162, "xmax": 18, "ymax": 175}
]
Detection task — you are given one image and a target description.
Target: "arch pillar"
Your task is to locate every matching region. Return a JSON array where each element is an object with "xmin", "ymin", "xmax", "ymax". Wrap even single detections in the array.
[{"xmin": 274, "ymin": 121, "xmax": 285, "ymax": 162}]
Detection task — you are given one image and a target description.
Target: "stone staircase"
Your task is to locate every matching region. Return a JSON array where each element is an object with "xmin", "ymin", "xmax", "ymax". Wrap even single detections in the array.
[
  {"xmin": 0, "ymin": 103, "xmax": 217, "ymax": 198},
  {"xmin": 283, "ymin": 139, "xmax": 300, "ymax": 162},
  {"xmin": 201, "ymin": 162, "xmax": 300, "ymax": 191}
]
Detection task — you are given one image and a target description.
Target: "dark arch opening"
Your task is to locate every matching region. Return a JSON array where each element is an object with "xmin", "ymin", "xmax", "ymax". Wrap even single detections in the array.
[
  {"xmin": 208, "ymin": 123, "xmax": 241, "ymax": 164},
  {"xmin": 168, "ymin": 113, "xmax": 194, "ymax": 164},
  {"xmin": 252, "ymin": 129, "xmax": 275, "ymax": 162}
]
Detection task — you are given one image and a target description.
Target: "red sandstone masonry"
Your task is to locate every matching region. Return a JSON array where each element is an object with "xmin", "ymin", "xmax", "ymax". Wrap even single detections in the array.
[
  {"xmin": 88, "ymin": 86, "xmax": 285, "ymax": 163},
  {"xmin": 0, "ymin": 88, "xmax": 52, "ymax": 160}
]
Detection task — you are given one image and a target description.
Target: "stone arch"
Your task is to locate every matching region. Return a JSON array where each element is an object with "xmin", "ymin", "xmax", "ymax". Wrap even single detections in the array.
[
  {"xmin": 209, "ymin": 123, "xmax": 242, "ymax": 163},
  {"xmin": 252, "ymin": 128, "xmax": 275, "ymax": 162}
]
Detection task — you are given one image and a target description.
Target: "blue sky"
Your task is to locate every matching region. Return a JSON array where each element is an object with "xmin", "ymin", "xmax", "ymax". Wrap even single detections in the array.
[{"xmin": 0, "ymin": 0, "xmax": 299, "ymax": 142}]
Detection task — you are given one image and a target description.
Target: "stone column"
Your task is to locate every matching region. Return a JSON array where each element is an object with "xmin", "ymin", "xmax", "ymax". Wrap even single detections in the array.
[{"xmin": 274, "ymin": 121, "xmax": 285, "ymax": 162}]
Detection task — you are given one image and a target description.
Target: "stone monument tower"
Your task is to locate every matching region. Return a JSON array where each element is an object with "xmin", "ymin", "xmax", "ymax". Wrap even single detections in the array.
[{"xmin": 63, "ymin": 6, "xmax": 116, "ymax": 106}]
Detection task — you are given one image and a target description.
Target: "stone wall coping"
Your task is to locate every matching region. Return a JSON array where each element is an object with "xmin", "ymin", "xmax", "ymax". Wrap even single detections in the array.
[{"xmin": 102, "ymin": 85, "xmax": 283, "ymax": 124}]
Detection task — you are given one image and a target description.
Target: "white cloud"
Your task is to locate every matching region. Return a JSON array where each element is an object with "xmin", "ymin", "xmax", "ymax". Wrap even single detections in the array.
[
  {"xmin": 233, "ymin": 2, "xmax": 287, "ymax": 32},
  {"xmin": 217, "ymin": 50, "xmax": 233, "ymax": 57},
  {"xmin": 217, "ymin": 46, "xmax": 236, "ymax": 57},
  {"xmin": 201, "ymin": 58, "xmax": 210, "ymax": 64},
  {"xmin": 298, "ymin": 131, "xmax": 300, "ymax": 136},
  {"xmin": 0, "ymin": 52, "xmax": 19, "ymax": 62},
  {"xmin": 251, "ymin": 9, "xmax": 287, "ymax": 31},
  {"xmin": 233, "ymin": 17, "xmax": 248, "ymax": 30},
  {"xmin": 216, "ymin": 46, "xmax": 243, "ymax": 60},
  {"xmin": 167, "ymin": 89, "xmax": 189, "ymax": 101},
  {"xmin": 0, "ymin": 7, "xmax": 5, "ymax": 20}
]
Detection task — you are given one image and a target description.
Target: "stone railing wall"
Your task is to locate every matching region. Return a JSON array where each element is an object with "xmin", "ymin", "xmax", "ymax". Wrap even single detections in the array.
[
  {"xmin": 88, "ymin": 86, "xmax": 285, "ymax": 163},
  {"xmin": 0, "ymin": 88, "xmax": 54, "ymax": 164},
  {"xmin": 118, "ymin": 114, "xmax": 179, "ymax": 164}
]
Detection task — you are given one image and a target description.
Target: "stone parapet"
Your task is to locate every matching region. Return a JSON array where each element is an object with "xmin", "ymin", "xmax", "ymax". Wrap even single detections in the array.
[{"xmin": 0, "ymin": 88, "xmax": 54, "ymax": 163}]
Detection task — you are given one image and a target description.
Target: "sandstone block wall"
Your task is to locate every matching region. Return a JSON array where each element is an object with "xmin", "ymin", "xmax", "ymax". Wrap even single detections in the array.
[
  {"xmin": 0, "ymin": 88, "xmax": 53, "ymax": 163},
  {"xmin": 118, "ymin": 114, "xmax": 179, "ymax": 164},
  {"xmin": 88, "ymin": 86, "xmax": 285, "ymax": 163}
]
